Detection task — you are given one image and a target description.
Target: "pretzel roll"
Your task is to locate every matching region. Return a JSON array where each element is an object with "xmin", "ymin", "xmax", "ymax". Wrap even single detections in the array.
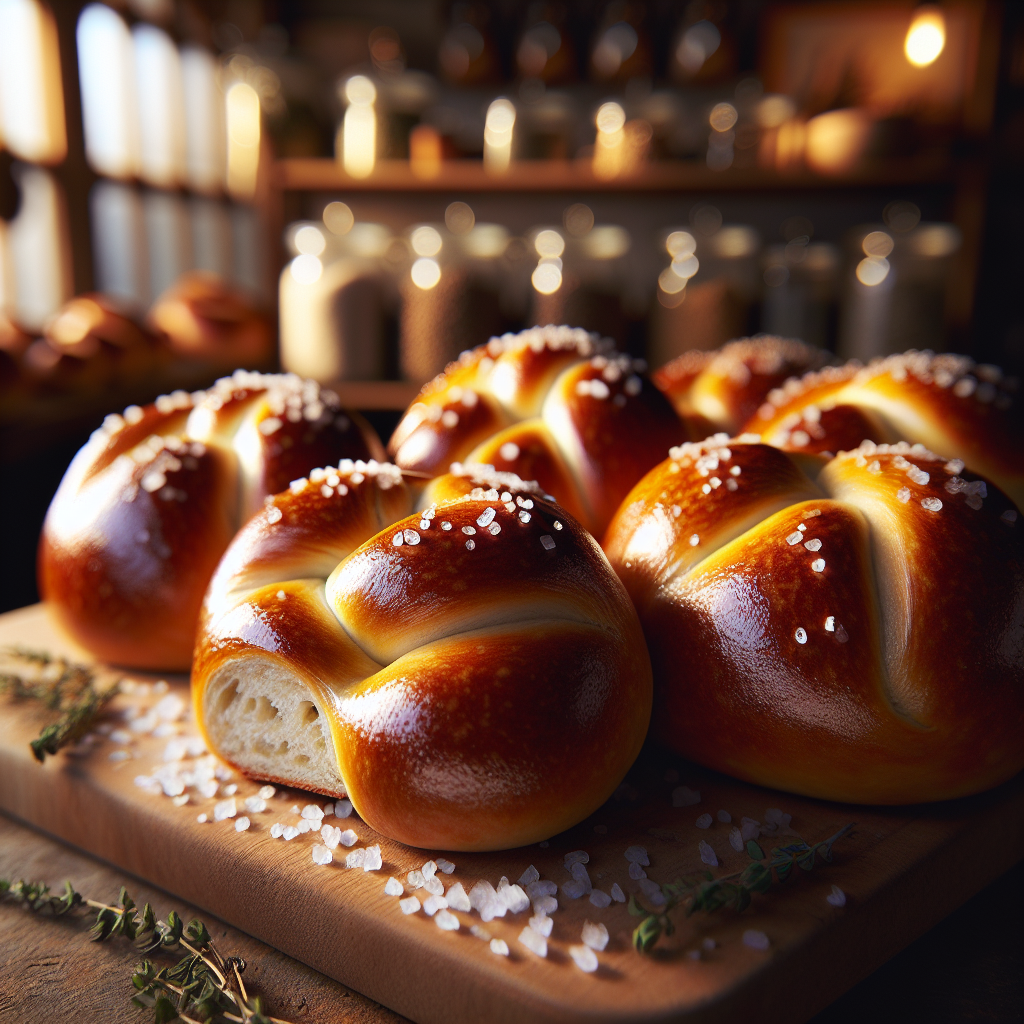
[
  {"xmin": 604, "ymin": 436, "xmax": 1023, "ymax": 804},
  {"xmin": 653, "ymin": 336, "xmax": 833, "ymax": 435},
  {"xmin": 149, "ymin": 272, "xmax": 273, "ymax": 368},
  {"xmin": 39, "ymin": 371, "xmax": 384, "ymax": 671},
  {"xmin": 389, "ymin": 326, "xmax": 686, "ymax": 536},
  {"xmin": 194, "ymin": 464, "xmax": 652, "ymax": 850},
  {"xmin": 748, "ymin": 351, "xmax": 1023, "ymax": 507}
]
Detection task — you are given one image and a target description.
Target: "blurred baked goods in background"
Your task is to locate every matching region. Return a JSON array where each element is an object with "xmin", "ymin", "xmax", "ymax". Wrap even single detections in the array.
[{"xmin": 148, "ymin": 272, "xmax": 275, "ymax": 371}]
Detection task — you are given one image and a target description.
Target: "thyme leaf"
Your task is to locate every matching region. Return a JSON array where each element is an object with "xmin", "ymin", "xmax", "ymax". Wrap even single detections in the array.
[
  {"xmin": 631, "ymin": 823, "xmax": 855, "ymax": 953},
  {"xmin": 0, "ymin": 647, "xmax": 121, "ymax": 761},
  {"xmin": 1, "ymin": 875, "xmax": 293, "ymax": 1023}
]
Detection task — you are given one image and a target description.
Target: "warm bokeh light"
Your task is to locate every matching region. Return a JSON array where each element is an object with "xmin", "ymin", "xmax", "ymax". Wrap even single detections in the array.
[
  {"xmin": 804, "ymin": 108, "xmax": 871, "ymax": 176},
  {"xmin": 462, "ymin": 224, "xmax": 508, "ymax": 259},
  {"xmin": 323, "ymin": 201, "xmax": 354, "ymax": 236},
  {"xmin": 712, "ymin": 225, "xmax": 759, "ymax": 258},
  {"xmin": 856, "ymin": 256, "xmax": 890, "ymax": 287},
  {"xmin": 411, "ymin": 226, "xmax": 443, "ymax": 258},
  {"xmin": 294, "ymin": 225, "xmax": 326, "ymax": 256},
  {"xmin": 593, "ymin": 101, "xmax": 626, "ymax": 180},
  {"xmin": 290, "ymin": 254, "xmax": 322, "ymax": 285},
  {"xmin": 709, "ymin": 102, "xmax": 738, "ymax": 133},
  {"xmin": 181, "ymin": 46, "xmax": 225, "ymax": 195},
  {"xmin": 666, "ymin": 230, "xmax": 697, "ymax": 258},
  {"xmin": 133, "ymin": 23, "xmax": 185, "ymax": 187},
  {"xmin": 410, "ymin": 124, "xmax": 443, "ymax": 179},
  {"xmin": 583, "ymin": 226, "xmax": 630, "ymax": 260},
  {"xmin": 911, "ymin": 224, "xmax": 961, "ymax": 258},
  {"xmin": 411, "ymin": 257, "xmax": 441, "ymax": 290},
  {"xmin": 671, "ymin": 253, "xmax": 699, "ymax": 279},
  {"xmin": 905, "ymin": 7, "xmax": 945, "ymax": 67},
  {"xmin": 341, "ymin": 75, "xmax": 377, "ymax": 179},
  {"xmin": 0, "ymin": 0, "xmax": 67, "ymax": 164},
  {"xmin": 531, "ymin": 261, "xmax": 562, "ymax": 295},
  {"xmin": 862, "ymin": 231, "xmax": 894, "ymax": 258},
  {"xmin": 445, "ymin": 202, "xmax": 475, "ymax": 235},
  {"xmin": 484, "ymin": 98, "xmax": 515, "ymax": 174},
  {"xmin": 77, "ymin": 3, "xmax": 138, "ymax": 178},
  {"xmin": 225, "ymin": 81, "xmax": 261, "ymax": 198},
  {"xmin": 658, "ymin": 265, "xmax": 688, "ymax": 296},
  {"xmin": 534, "ymin": 229, "xmax": 565, "ymax": 258}
]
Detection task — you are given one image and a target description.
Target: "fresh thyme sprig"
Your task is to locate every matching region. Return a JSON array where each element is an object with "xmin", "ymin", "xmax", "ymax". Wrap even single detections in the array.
[
  {"xmin": 630, "ymin": 822, "xmax": 855, "ymax": 953},
  {"xmin": 1, "ymin": 876, "xmax": 293, "ymax": 1023},
  {"xmin": 0, "ymin": 647, "xmax": 121, "ymax": 762}
]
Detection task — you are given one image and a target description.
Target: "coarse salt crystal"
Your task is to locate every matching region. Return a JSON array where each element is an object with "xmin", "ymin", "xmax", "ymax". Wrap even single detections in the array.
[
  {"xmin": 519, "ymin": 927, "xmax": 547, "ymax": 957},
  {"xmin": 786, "ymin": 531, "xmax": 802, "ymax": 546},
  {"xmin": 234, "ymin": 816, "xmax": 250, "ymax": 832},
  {"xmin": 610, "ymin": 883, "xmax": 625, "ymax": 902},
  {"xmin": 897, "ymin": 487, "xmax": 911, "ymax": 503},
  {"xmin": 921, "ymin": 497, "xmax": 943, "ymax": 512},
  {"xmin": 672, "ymin": 786, "xmax": 701, "ymax": 807},
  {"xmin": 795, "ymin": 627, "xmax": 808, "ymax": 644},
  {"xmin": 490, "ymin": 938, "xmax": 509, "ymax": 956},
  {"xmin": 320, "ymin": 824, "xmax": 342, "ymax": 849},
  {"xmin": 827, "ymin": 885, "xmax": 847, "ymax": 907},
  {"xmin": 526, "ymin": 880, "xmax": 558, "ymax": 899},
  {"xmin": 400, "ymin": 896, "xmax": 420, "ymax": 915},
  {"xmin": 729, "ymin": 827, "xmax": 744, "ymax": 852},
  {"xmin": 589, "ymin": 889, "xmax": 611, "ymax": 908},
  {"xmin": 529, "ymin": 914, "xmax": 553, "ymax": 937},
  {"xmin": 743, "ymin": 930, "xmax": 770, "ymax": 951},
  {"xmin": 564, "ymin": 850, "xmax": 590, "ymax": 868},
  {"xmin": 301, "ymin": 804, "xmax": 324, "ymax": 820},
  {"xmin": 214, "ymin": 798, "xmax": 237, "ymax": 821},
  {"xmin": 696, "ymin": 813, "xmax": 712, "ymax": 829},
  {"xmin": 740, "ymin": 818, "xmax": 760, "ymax": 841},
  {"xmin": 446, "ymin": 883, "xmax": 471, "ymax": 912},
  {"xmin": 297, "ymin": 820, "xmax": 313, "ymax": 834},
  {"xmin": 628, "ymin": 862, "xmax": 647, "ymax": 881},
  {"xmin": 282, "ymin": 826, "xmax": 300, "ymax": 841},
  {"xmin": 569, "ymin": 945, "xmax": 599, "ymax": 973},
  {"xmin": 518, "ymin": 865, "xmax": 540, "ymax": 886},
  {"xmin": 424, "ymin": 876, "xmax": 444, "ymax": 896},
  {"xmin": 435, "ymin": 909, "xmax": 460, "ymax": 931},
  {"xmin": 269, "ymin": 822, "xmax": 284, "ymax": 838},
  {"xmin": 334, "ymin": 799, "xmax": 353, "ymax": 818},
  {"xmin": 532, "ymin": 895, "xmax": 558, "ymax": 915},
  {"xmin": 172, "ymin": 794, "xmax": 189, "ymax": 807},
  {"xmin": 624, "ymin": 845, "xmax": 649, "ymax": 865},
  {"xmin": 196, "ymin": 813, "xmax": 208, "ymax": 823},
  {"xmin": 312, "ymin": 844, "xmax": 332, "ymax": 865},
  {"xmin": 436, "ymin": 858, "xmax": 456, "ymax": 874},
  {"xmin": 422, "ymin": 860, "xmax": 437, "ymax": 878},
  {"xmin": 244, "ymin": 796, "xmax": 266, "ymax": 814},
  {"xmin": 717, "ymin": 810, "xmax": 731, "ymax": 823},
  {"xmin": 363, "ymin": 845, "xmax": 383, "ymax": 871},
  {"xmin": 540, "ymin": 534, "xmax": 556, "ymax": 551},
  {"xmin": 699, "ymin": 841, "xmax": 718, "ymax": 866},
  {"xmin": 811, "ymin": 558, "xmax": 825, "ymax": 572},
  {"xmin": 345, "ymin": 850, "xmax": 366, "ymax": 869},
  {"xmin": 338, "ymin": 829, "xmax": 358, "ymax": 847},
  {"xmin": 407, "ymin": 870, "xmax": 425, "ymax": 890},
  {"xmin": 422, "ymin": 894, "xmax": 448, "ymax": 916},
  {"xmin": 582, "ymin": 920, "xmax": 609, "ymax": 951},
  {"xmin": 562, "ymin": 879, "xmax": 588, "ymax": 900},
  {"xmin": 638, "ymin": 878, "xmax": 666, "ymax": 906},
  {"xmin": 385, "ymin": 877, "xmax": 404, "ymax": 896}
]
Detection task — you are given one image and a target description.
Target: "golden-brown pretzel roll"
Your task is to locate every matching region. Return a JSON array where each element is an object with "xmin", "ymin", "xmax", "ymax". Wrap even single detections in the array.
[
  {"xmin": 39, "ymin": 370, "xmax": 384, "ymax": 671},
  {"xmin": 653, "ymin": 336, "xmax": 833, "ymax": 435},
  {"xmin": 388, "ymin": 326, "xmax": 686, "ymax": 536},
  {"xmin": 194, "ymin": 463, "xmax": 652, "ymax": 850},
  {"xmin": 149, "ymin": 272, "xmax": 274, "ymax": 369},
  {"xmin": 604, "ymin": 435, "xmax": 1023, "ymax": 804},
  {"xmin": 748, "ymin": 351, "xmax": 1023, "ymax": 508}
]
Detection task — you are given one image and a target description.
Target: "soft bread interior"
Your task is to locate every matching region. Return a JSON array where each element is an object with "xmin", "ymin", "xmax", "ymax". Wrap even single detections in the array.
[{"xmin": 203, "ymin": 654, "xmax": 346, "ymax": 796}]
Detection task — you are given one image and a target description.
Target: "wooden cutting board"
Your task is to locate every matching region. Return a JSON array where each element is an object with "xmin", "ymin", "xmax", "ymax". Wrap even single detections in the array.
[{"xmin": 1, "ymin": 603, "xmax": 1020, "ymax": 1024}]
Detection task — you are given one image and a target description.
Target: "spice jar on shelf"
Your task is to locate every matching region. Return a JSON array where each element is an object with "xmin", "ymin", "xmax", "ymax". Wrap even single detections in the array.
[{"xmin": 278, "ymin": 205, "xmax": 393, "ymax": 383}]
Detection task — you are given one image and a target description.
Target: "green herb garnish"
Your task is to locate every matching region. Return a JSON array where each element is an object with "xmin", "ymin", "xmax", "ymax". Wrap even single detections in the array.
[{"xmin": 630, "ymin": 822, "xmax": 855, "ymax": 953}]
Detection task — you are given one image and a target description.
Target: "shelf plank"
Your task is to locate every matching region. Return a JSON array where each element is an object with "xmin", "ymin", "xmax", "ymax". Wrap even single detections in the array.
[{"xmin": 274, "ymin": 156, "xmax": 952, "ymax": 194}]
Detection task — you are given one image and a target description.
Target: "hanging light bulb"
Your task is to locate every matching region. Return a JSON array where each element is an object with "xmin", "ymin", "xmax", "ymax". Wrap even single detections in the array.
[
  {"xmin": 484, "ymin": 98, "xmax": 515, "ymax": 174},
  {"xmin": 905, "ymin": 6, "xmax": 945, "ymax": 67}
]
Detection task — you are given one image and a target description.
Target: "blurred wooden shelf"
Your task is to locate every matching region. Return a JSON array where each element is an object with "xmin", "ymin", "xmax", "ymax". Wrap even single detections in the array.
[{"xmin": 274, "ymin": 155, "xmax": 954, "ymax": 194}]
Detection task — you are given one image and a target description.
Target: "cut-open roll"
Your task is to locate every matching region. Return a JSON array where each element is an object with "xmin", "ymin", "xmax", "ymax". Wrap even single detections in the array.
[{"xmin": 193, "ymin": 462, "xmax": 652, "ymax": 850}]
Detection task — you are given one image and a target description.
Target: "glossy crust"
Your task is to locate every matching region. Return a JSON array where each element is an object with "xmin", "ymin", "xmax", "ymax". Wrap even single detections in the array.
[
  {"xmin": 148, "ymin": 272, "xmax": 274, "ymax": 368},
  {"xmin": 604, "ymin": 435, "xmax": 1023, "ymax": 804},
  {"xmin": 747, "ymin": 350, "xmax": 1024, "ymax": 508},
  {"xmin": 39, "ymin": 370, "xmax": 384, "ymax": 671},
  {"xmin": 193, "ymin": 464, "xmax": 652, "ymax": 850},
  {"xmin": 653, "ymin": 336, "xmax": 833, "ymax": 435},
  {"xmin": 388, "ymin": 326, "xmax": 686, "ymax": 536}
]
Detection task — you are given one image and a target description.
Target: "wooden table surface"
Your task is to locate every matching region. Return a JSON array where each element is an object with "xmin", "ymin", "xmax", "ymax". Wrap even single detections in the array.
[{"xmin": 1, "ymin": 811, "xmax": 1020, "ymax": 1024}]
